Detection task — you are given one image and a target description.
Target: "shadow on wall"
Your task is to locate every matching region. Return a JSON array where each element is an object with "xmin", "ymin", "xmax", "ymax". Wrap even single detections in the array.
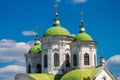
[{"xmin": 54, "ymin": 59, "xmax": 72, "ymax": 80}]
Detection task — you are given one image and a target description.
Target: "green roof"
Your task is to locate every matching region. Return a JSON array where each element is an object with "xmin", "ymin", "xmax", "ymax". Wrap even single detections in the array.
[
  {"xmin": 28, "ymin": 74, "xmax": 49, "ymax": 80},
  {"xmin": 74, "ymin": 32, "xmax": 93, "ymax": 41},
  {"xmin": 44, "ymin": 24, "xmax": 70, "ymax": 37},
  {"xmin": 28, "ymin": 73, "xmax": 62, "ymax": 80},
  {"xmin": 28, "ymin": 67, "xmax": 101, "ymax": 80},
  {"xmin": 61, "ymin": 67, "xmax": 100, "ymax": 80},
  {"xmin": 29, "ymin": 43, "xmax": 41, "ymax": 54}
]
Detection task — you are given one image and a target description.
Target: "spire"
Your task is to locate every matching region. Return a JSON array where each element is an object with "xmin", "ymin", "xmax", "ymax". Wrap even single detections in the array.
[
  {"xmin": 80, "ymin": 11, "xmax": 85, "ymax": 33},
  {"xmin": 35, "ymin": 25, "xmax": 39, "ymax": 40},
  {"xmin": 55, "ymin": 3, "xmax": 58, "ymax": 17},
  {"xmin": 53, "ymin": 3, "xmax": 60, "ymax": 26},
  {"xmin": 34, "ymin": 25, "xmax": 40, "ymax": 45}
]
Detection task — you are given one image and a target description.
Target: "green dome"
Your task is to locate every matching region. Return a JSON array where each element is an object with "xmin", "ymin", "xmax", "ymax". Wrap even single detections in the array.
[
  {"xmin": 44, "ymin": 12, "xmax": 70, "ymax": 37},
  {"xmin": 44, "ymin": 24, "xmax": 70, "ymax": 36},
  {"xmin": 61, "ymin": 67, "xmax": 100, "ymax": 80},
  {"xmin": 74, "ymin": 18, "xmax": 93, "ymax": 41},
  {"xmin": 74, "ymin": 32, "xmax": 93, "ymax": 41},
  {"xmin": 29, "ymin": 43, "xmax": 41, "ymax": 54}
]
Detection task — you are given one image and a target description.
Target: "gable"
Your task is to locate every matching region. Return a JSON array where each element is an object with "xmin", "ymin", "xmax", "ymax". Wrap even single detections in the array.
[{"xmin": 94, "ymin": 67, "xmax": 116, "ymax": 80}]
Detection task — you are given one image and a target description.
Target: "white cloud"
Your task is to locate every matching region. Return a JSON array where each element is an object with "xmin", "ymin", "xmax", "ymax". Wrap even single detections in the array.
[
  {"xmin": 22, "ymin": 30, "xmax": 36, "ymax": 36},
  {"xmin": 0, "ymin": 65, "xmax": 25, "ymax": 73},
  {"xmin": 0, "ymin": 39, "xmax": 31, "ymax": 64},
  {"xmin": 0, "ymin": 65, "xmax": 25, "ymax": 80},
  {"xmin": 106, "ymin": 55, "xmax": 120, "ymax": 79},
  {"xmin": 71, "ymin": 0, "xmax": 87, "ymax": 3},
  {"xmin": 106, "ymin": 55, "xmax": 120, "ymax": 68},
  {"xmin": 0, "ymin": 39, "xmax": 32, "ymax": 80},
  {"xmin": 27, "ymin": 40, "xmax": 35, "ymax": 46},
  {"xmin": 117, "ymin": 76, "xmax": 120, "ymax": 80},
  {"xmin": 107, "ymin": 55, "xmax": 120, "ymax": 63}
]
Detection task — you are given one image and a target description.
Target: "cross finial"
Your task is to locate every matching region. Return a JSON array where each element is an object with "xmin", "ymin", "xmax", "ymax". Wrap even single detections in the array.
[
  {"xmin": 34, "ymin": 25, "xmax": 40, "ymax": 45},
  {"xmin": 79, "ymin": 11, "xmax": 85, "ymax": 32},
  {"xmin": 100, "ymin": 52, "xmax": 104, "ymax": 58},
  {"xmin": 54, "ymin": 3, "xmax": 58, "ymax": 17},
  {"xmin": 80, "ymin": 11, "xmax": 84, "ymax": 25},
  {"xmin": 35, "ymin": 25, "xmax": 38, "ymax": 37},
  {"xmin": 80, "ymin": 11, "xmax": 84, "ymax": 16}
]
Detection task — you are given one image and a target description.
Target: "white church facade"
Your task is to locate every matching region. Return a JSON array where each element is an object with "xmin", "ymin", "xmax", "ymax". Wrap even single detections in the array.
[{"xmin": 15, "ymin": 11, "xmax": 117, "ymax": 80}]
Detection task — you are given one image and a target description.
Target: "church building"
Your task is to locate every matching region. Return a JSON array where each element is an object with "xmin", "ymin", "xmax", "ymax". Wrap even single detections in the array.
[{"xmin": 15, "ymin": 10, "xmax": 116, "ymax": 80}]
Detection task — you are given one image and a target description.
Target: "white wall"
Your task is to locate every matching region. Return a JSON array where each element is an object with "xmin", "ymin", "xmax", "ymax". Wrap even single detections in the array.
[
  {"xmin": 71, "ymin": 41, "xmax": 97, "ymax": 69},
  {"xmin": 41, "ymin": 36, "xmax": 73, "ymax": 74},
  {"xmin": 95, "ymin": 69, "xmax": 113, "ymax": 80}
]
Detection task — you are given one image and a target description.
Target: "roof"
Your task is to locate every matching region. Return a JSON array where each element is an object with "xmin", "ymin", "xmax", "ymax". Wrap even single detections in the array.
[
  {"xmin": 44, "ymin": 24, "xmax": 70, "ymax": 37},
  {"xmin": 28, "ymin": 74, "xmax": 49, "ymax": 80},
  {"xmin": 61, "ymin": 66, "xmax": 101, "ymax": 80},
  {"xmin": 74, "ymin": 31, "xmax": 93, "ymax": 41},
  {"xmin": 29, "ymin": 43, "xmax": 41, "ymax": 54},
  {"xmin": 74, "ymin": 19, "xmax": 93, "ymax": 42},
  {"xmin": 28, "ymin": 74, "xmax": 62, "ymax": 80},
  {"xmin": 15, "ymin": 66, "xmax": 117, "ymax": 80},
  {"xmin": 94, "ymin": 66, "xmax": 117, "ymax": 80},
  {"xmin": 28, "ymin": 67, "xmax": 101, "ymax": 80}
]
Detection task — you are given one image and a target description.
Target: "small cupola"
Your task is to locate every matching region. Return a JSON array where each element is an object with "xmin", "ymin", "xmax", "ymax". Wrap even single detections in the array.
[
  {"xmin": 43, "ymin": 4, "xmax": 70, "ymax": 37},
  {"xmin": 74, "ymin": 11, "xmax": 93, "ymax": 41},
  {"xmin": 29, "ymin": 26, "xmax": 41, "ymax": 54},
  {"xmin": 100, "ymin": 56, "xmax": 105, "ymax": 66},
  {"xmin": 53, "ymin": 12, "xmax": 60, "ymax": 26}
]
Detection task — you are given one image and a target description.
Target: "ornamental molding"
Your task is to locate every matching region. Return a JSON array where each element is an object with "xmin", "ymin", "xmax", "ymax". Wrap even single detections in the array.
[{"xmin": 52, "ymin": 48, "xmax": 59, "ymax": 52}]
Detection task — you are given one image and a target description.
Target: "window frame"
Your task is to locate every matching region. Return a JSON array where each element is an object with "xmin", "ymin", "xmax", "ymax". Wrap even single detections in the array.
[
  {"xmin": 84, "ymin": 53, "xmax": 90, "ymax": 65},
  {"xmin": 54, "ymin": 53, "xmax": 60, "ymax": 67},
  {"xmin": 73, "ymin": 54, "xmax": 77, "ymax": 66},
  {"xmin": 44, "ymin": 55, "xmax": 48, "ymax": 68}
]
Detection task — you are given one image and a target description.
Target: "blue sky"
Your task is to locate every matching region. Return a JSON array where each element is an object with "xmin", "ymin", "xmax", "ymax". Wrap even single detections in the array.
[{"xmin": 0, "ymin": 0, "xmax": 120, "ymax": 80}]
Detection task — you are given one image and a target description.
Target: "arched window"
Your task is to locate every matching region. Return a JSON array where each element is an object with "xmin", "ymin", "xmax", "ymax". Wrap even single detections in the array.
[
  {"xmin": 44, "ymin": 55, "xmax": 48, "ymax": 68},
  {"xmin": 66, "ymin": 54, "xmax": 70, "ymax": 67},
  {"xmin": 84, "ymin": 53, "xmax": 90, "ymax": 65},
  {"xmin": 73, "ymin": 54, "xmax": 77, "ymax": 66},
  {"xmin": 28, "ymin": 65, "xmax": 31, "ymax": 73},
  {"xmin": 36, "ymin": 64, "xmax": 41, "ymax": 73},
  {"xmin": 54, "ymin": 53, "xmax": 59, "ymax": 67}
]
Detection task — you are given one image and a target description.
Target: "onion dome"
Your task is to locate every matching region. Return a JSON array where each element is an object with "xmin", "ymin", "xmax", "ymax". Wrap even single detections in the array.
[
  {"xmin": 29, "ymin": 26, "xmax": 41, "ymax": 54},
  {"xmin": 29, "ymin": 43, "xmax": 41, "ymax": 54},
  {"xmin": 74, "ymin": 19, "xmax": 93, "ymax": 41},
  {"xmin": 43, "ymin": 12, "xmax": 70, "ymax": 37}
]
